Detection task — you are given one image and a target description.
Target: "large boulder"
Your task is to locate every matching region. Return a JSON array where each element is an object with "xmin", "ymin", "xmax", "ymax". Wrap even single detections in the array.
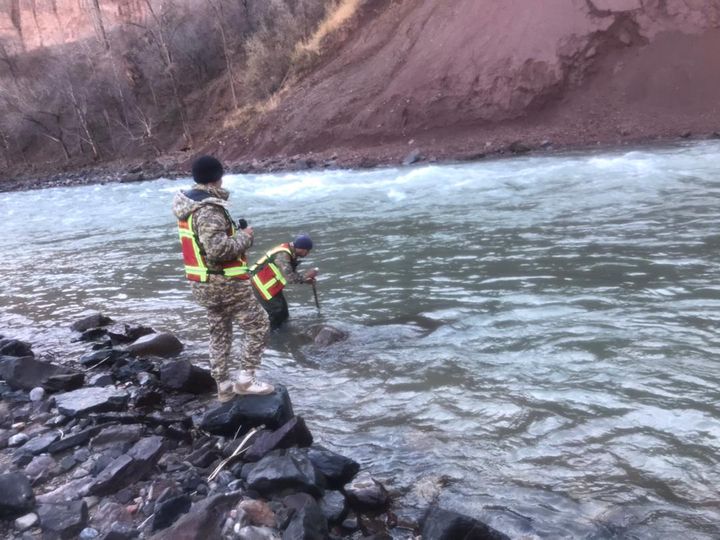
[
  {"xmin": 307, "ymin": 446, "xmax": 359, "ymax": 489},
  {"xmin": 53, "ymin": 387, "xmax": 129, "ymax": 417},
  {"xmin": 38, "ymin": 500, "xmax": 89, "ymax": 539},
  {"xmin": 422, "ymin": 507, "xmax": 510, "ymax": 540},
  {"xmin": 200, "ymin": 385, "xmax": 294, "ymax": 436},
  {"xmin": 160, "ymin": 360, "xmax": 216, "ymax": 394},
  {"xmin": 246, "ymin": 449, "xmax": 322, "ymax": 497},
  {"xmin": 127, "ymin": 333, "xmax": 183, "ymax": 358},
  {"xmin": 0, "ymin": 472, "xmax": 35, "ymax": 518},
  {"xmin": 0, "ymin": 356, "xmax": 84, "ymax": 392},
  {"xmin": 308, "ymin": 325, "xmax": 348, "ymax": 347},
  {"xmin": 343, "ymin": 472, "xmax": 389, "ymax": 514}
]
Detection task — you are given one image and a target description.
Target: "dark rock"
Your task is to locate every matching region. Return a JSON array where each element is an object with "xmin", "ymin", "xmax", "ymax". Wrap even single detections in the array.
[
  {"xmin": 88, "ymin": 373, "xmax": 115, "ymax": 387},
  {"xmin": 311, "ymin": 325, "xmax": 349, "ymax": 347},
  {"xmin": 89, "ymin": 436, "xmax": 165, "ymax": 496},
  {"xmin": 0, "ymin": 472, "xmax": 35, "ymax": 518},
  {"xmin": 151, "ymin": 494, "xmax": 192, "ymax": 532},
  {"xmin": 71, "ymin": 313, "xmax": 113, "ymax": 332},
  {"xmin": 107, "ymin": 324, "xmax": 155, "ymax": 345},
  {"xmin": 59, "ymin": 455, "xmax": 76, "ymax": 472},
  {"xmin": 47, "ymin": 426, "xmax": 102, "ymax": 454},
  {"xmin": 77, "ymin": 328, "xmax": 109, "ymax": 342},
  {"xmin": 421, "ymin": 507, "xmax": 510, "ymax": 540},
  {"xmin": 148, "ymin": 491, "xmax": 242, "ymax": 540},
  {"xmin": 79, "ymin": 349, "xmax": 129, "ymax": 368},
  {"xmin": 0, "ymin": 356, "xmax": 84, "ymax": 392},
  {"xmin": 711, "ymin": 131, "xmax": 720, "ymax": 139},
  {"xmin": 308, "ymin": 446, "xmax": 360, "ymax": 490},
  {"xmin": 0, "ymin": 338, "xmax": 34, "ymax": 357},
  {"xmin": 91, "ymin": 424, "xmax": 144, "ymax": 451},
  {"xmin": 343, "ymin": 472, "xmax": 389, "ymax": 514},
  {"xmin": 133, "ymin": 387, "xmax": 164, "ymax": 408},
  {"xmin": 20, "ymin": 431, "xmax": 60, "ymax": 455},
  {"xmin": 680, "ymin": 130, "xmax": 692, "ymax": 138},
  {"xmin": 9, "ymin": 432, "xmax": 29, "ymax": 447},
  {"xmin": 126, "ymin": 333, "xmax": 183, "ymax": 358},
  {"xmin": 38, "ymin": 500, "xmax": 89, "ymax": 540},
  {"xmin": 13, "ymin": 451, "xmax": 34, "ymax": 467},
  {"xmin": 402, "ymin": 149, "xmax": 423, "ymax": 166},
  {"xmin": 319, "ymin": 491, "xmax": 347, "ymax": 524},
  {"xmin": 508, "ymin": 141, "xmax": 532, "ymax": 154},
  {"xmin": 187, "ymin": 446, "xmax": 221, "ymax": 469},
  {"xmin": 282, "ymin": 493, "xmax": 328, "ymax": 540},
  {"xmin": 36, "ymin": 477, "xmax": 94, "ymax": 504},
  {"xmin": 246, "ymin": 449, "xmax": 322, "ymax": 497},
  {"xmin": 160, "ymin": 360, "xmax": 215, "ymax": 394},
  {"xmin": 200, "ymin": 385, "xmax": 294, "ymax": 436},
  {"xmin": 245, "ymin": 416, "xmax": 314, "ymax": 462},
  {"xmin": 54, "ymin": 387, "xmax": 129, "ymax": 417}
]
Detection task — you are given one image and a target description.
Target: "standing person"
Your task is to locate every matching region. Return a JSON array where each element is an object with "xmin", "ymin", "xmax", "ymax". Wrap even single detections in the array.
[
  {"xmin": 172, "ymin": 155, "xmax": 273, "ymax": 401},
  {"xmin": 250, "ymin": 235, "xmax": 318, "ymax": 330}
]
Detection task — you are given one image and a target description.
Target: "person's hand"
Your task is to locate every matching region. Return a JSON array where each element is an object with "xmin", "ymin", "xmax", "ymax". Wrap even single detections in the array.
[
  {"xmin": 243, "ymin": 226, "xmax": 254, "ymax": 238},
  {"xmin": 305, "ymin": 267, "xmax": 318, "ymax": 283}
]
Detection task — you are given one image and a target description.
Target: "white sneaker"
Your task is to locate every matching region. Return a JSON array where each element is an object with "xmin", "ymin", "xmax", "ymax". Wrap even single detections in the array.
[{"xmin": 233, "ymin": 370, "xmax": 275, "ymax": 396}]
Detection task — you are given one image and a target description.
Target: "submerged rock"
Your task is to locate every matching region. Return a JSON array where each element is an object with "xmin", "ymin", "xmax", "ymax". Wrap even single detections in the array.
[
  {"xmin": 127, "ymin": 333, "xmax": 183, "ymax": 358},
  {"xmin": 71, "ymin": 313, "xmax": 113, "ymax": 332},
  {"xmin": 422, "ymin": 507, "xmax": 510, "ymax": 540}
]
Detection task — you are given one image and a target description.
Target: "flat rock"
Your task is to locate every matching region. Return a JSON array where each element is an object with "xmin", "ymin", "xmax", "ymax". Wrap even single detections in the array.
[
  {"xmin": 38, "ymin": 500, "xmax": 89, "ymax": 539},
  {"xmin": 14, "ymin": 512, "xmax": 39, "ymax": 531},
  {"xmin": 0, "ymin": 356, "xmax": 84, "ymax": 392},
  {"xmin": 53, "ymin": 387, "xmax": 129, "ymax": 417},
  {"xmin": 246, "ymin": 450, "xmax": 322, "ymax": 497},
  {"xmin": 160, "ymin": 360, "xmax": 215, "ymax": 394},
  {"xmin": 126, "ymin": 333, "xmax": 183, "ymax": 358},
  {"xmin": 244, "ymin": 416, "xmax": 313, "ymax": 462},
  {"xmin": 21, "ymin": 431, "xmax": 61, "ymax": 455},
  {"xmin": 89, "ymin": 436, "xmax": 165, "ymax": 496}
]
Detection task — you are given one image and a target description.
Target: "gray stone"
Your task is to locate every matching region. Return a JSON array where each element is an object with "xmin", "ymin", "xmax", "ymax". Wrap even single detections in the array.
[
  {"xmin": 38, "ymin": 500, "xmax": 89, "ymax": 539},
  {"xmin": 53, "ymin": 387, "xmax": 129, "ymax": 417},
  {"xmin": 14, "ymin": 512, "xmax": 39, "ymax": 531},
  {"xmin": 149, "ymin": 491, "xmax": 242, "ymax": 540},
  {"xmin": 159, "ymin": 360, "xmax": 215, "ymax": 394},
  {"xmin": 90, "ymin": 424, "xmax": 144, "ymax": 450},
  {"xmin": 88, "ymin": 372, "xmax": 115, "ymax": 386},
  {"xmin": 80, "ymin": 527, "xmax": 100, "ymax": 539},
  {"xmin": 421, "ymin": 507, "xmax": 510, "ymax": 540},
  {"xmin": 282, "ymin": 493, "xmax": 327, "ymax": 540},
  {"xmin": 244, "ymin": 417, "xmax": 313, "ymax": 462},
  {"xmin": 343, "ymin": 472, "xmax": 389, "ymax": 514},
  {"xmin": 126, "ymin": 333, "xmax": 183, "ymax": 358},
  {"xmin": 246, "ymin": 450, "xmax": 322, "ymax": 497},
  {"xmin": 402, "ymin": 149, "xmax": 423, "ymax": 165},
  {"xmin": 36, "ymin": 477, "xmax": 93, "ymax": 504},
  {"xmin": 24, "ymin": 455, "xmax": 57, "ymax": 484},
  {"xmin": 0, "ymin": 356, "xmax": 84, "ymax": 392},
  {"xmin": 89, "ymin": 436, "xmax": 165, "ymax": 496},
  {"xmin": 307, "ymin": 445, "xmax": 359, "ymax": 489},
  {"xmin": 9, "ymin": 433, "xmax": 29, "ymax": 447},
  {"xmin": 238, "ymin": 526, "xmax": 280, "ymax": 540},
  {"xmin": 0, "ymin": 472, "xmax": 35, "ymax": 518},
  {"xmin": 21, "ymin": 431, "xmax": 60, "ymax": 455},
  {"xmin": 29, "ymin": 387, "xmax": 46, "ymax": 401}
]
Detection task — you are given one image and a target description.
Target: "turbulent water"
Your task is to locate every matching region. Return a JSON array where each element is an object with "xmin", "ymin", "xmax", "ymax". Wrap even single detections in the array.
[{"xmin": 2, "ymin": 141, "xmax": 720, "ymax": 538}]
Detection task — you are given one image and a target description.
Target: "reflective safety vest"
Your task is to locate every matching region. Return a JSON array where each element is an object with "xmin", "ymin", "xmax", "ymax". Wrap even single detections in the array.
[
  {"xmin": 177, "ymin": 195, "xmax": 249, "ymax": 282},
  {"xmin": 250, "ymin": 243, "xmax": 294, "ymax": 300}
]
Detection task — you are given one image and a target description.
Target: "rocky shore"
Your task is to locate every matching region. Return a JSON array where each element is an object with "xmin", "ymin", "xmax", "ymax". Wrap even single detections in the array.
[{"xmin": 0, "ymin": 313, "xmax": 509, "ymax": 540}]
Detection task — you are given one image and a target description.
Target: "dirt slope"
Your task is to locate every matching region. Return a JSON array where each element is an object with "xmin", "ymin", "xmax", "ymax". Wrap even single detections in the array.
[{"xmin": 221, "ymin": 0, "xmax": 720, "ymax": 166}]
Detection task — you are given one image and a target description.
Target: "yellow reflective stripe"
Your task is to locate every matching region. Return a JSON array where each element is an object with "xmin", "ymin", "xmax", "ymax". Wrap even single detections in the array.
[
  {"xmin": 223, "ymin": 265, "xmax": 249, "ymax": 277},
  {"xmin": 252, "ymin": 274, "xmax": 274, "ymax": 300},
  {"xmin": 268, "ymin": 262, "xmax": 287, "ymax": 285}
]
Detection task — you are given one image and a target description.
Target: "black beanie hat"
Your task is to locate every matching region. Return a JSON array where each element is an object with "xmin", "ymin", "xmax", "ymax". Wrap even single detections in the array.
[{"xmin": 192, "ymin": 155, "xmax": 224, "ymax": 184}]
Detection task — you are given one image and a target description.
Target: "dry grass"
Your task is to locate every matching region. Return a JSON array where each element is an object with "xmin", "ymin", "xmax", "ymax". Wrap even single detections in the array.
[
  {"xmin": 297, "ymin": 0, "xmax": 364, "ymax": 55},
  {"xmin": 221, "ymin": 93, "xmax": 282, "ymax": 131}
]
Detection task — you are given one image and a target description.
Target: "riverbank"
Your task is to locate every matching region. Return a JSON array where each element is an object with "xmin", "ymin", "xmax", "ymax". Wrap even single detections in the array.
[
  {"xmin": 0, "ymin": 314, "xmax": 510, "ymax": 539},
  {"xmin": 2, "ymin": 132, "xmax": 718, "ymax": 194}
]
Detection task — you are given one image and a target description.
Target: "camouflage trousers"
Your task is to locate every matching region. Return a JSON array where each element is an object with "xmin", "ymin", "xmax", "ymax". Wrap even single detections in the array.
[{"xmin": 191, "ymin": 275, "xmax": 270, "ymax": 382}]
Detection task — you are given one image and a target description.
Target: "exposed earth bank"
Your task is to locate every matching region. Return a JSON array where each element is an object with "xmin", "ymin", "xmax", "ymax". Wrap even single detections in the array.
[{"xmin": 3, "ymin": 0, "xmax": 720, "ymax": 192}]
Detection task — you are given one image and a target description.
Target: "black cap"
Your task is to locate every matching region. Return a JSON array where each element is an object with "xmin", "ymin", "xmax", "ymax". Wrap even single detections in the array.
[{"xmin": 192, "ymin": 155, "xmax": 224, "ymax": 184}]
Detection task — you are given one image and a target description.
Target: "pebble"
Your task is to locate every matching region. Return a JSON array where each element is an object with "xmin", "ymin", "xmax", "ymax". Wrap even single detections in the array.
[
  {"xmin": 14, "ymin": 512, "xmax": 38, "ymax": 531},
  {"xmin": 29, "ymin": 387, "xmax": 46, "ymax": 401},
  {"xmin": 9, "ymin": 433, "xmax": 29, "ymax": 447},
  {"xmin": 79, "ymin": 527, "xmax": 99, "ymax": 539}
]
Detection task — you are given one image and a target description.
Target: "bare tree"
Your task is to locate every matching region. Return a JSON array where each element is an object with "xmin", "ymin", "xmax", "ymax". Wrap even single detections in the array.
[
  {"xmin": 85, "ymin": 0, "xmax": 111, "ymax": 50},
  {"xmin": 209, "ymin": 0, "xmax": 239, "ymax": 109}
]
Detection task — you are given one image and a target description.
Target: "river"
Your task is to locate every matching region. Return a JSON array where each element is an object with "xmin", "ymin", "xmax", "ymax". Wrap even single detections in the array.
[{"xmin": 2, "ymin": 141, "xmax": 720, "ymax": 538}]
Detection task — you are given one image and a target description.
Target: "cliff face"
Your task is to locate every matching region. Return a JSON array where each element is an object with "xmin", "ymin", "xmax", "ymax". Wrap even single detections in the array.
[
  {"xmin": 236, "ymin": 0, "xmax": 720, "ymax": 162},
  {"xmin": 0, "ymin": 0, "xmax": 145, "ymax": 52}
]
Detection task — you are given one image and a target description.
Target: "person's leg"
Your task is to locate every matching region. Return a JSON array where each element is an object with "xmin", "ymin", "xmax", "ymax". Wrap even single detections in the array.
[
  {"xmin": 232, "ymin": 281, "xmax": 272, "ymax": 394},
  {"xmin": 205, "ymin": 305, "xmax": 233, "ymax": 386},
  {"xmin": 264, "ymin": 292, "xmax": 289, "ymax": 330}
]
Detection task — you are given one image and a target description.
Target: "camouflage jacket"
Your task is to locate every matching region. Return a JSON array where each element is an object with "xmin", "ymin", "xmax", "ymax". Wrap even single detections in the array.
[
  {"xmin": 172, "ymin": 184, "xmax": 253, "ymax": 273},
  {"xmin": 273, "ymin": 248, "xmax": 306, "ymax": 285}
]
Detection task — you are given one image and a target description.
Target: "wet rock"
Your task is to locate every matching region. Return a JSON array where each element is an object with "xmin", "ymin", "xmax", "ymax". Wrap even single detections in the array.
[
  {"xmin": 402, "ymin": 149, "xmax": 423, "ymax": 165},
  {"xmin": 107, "ymin": 324, "xmax": 155, "ymax": 345},
  {"xmin": 282, "ymin": 492, "xmax": 328, "ymax": 540},
  {"xmin": 88, "ymin": 372, "xmax": 115, "ymax": 386},
  {"xmin": 0, "ymin": 338, "xmax": 34, "ymax": 357},
  {"xmin": 29, "ymin": 387, "xmax": 46, "ymax": 401},
  {"xmin": 343, "ymin": 472, "xmax": 389, "ymax": 514},
  {"xmin": 71, "ymin": 313, "xmax": 113, "ymax": 332},
  {"xmin": 160, "ymin": 360, "xmax": 216, "ymax": 394},
  {"xmin": 318, "ymin": 491, "xmax": 347, "ymax": 524},
  {"xmin": 151, "ymin": 493, "xmax": 192, "ymax": 532},
  {"xmin": 38, "ymin": 500, "xmax": 89, "ymax": 539},
  {"xmin": 246, "ymin": 450, "xmax": 322, "ymax": 497},
  {"xmin": 244, "ymin": 416, "xmax": 313, "ymax": 462},
  {"xmin": 421, "ymin": 507, "xmax": 510, "ymax": 540},
  {"xmin": 14, "ymin": 512, "xmax": 39, "ymax": 531},
  {"xmin": 0, "ymin": 472, "xmax": 35, "ymax": 518},
  {"xmin": 89, "ymin": 436, "xmax": 165, "ymax": 496},
  {"xmin": 0, "ymin": 356, "xmax": 84, "ymax": 392},
  {"xmin": 149, "ymin": 491, "xmax": 242, "ymax": 540},
  {"xmin": 200, "ymin": 385, "xmax": 294, "ymax": 436},
  {"xmin": 307, "ymin": 325, "xmax": 348, "ymax": 347},
  {"xmin": 77, "ymin": 328, "xmax": 110, "ymax": 342},
  {"xmin": 80, "ymin": 349, "xmax": 129, "ymax": 368},
  {"xmin": 126, "ymin": 333, "xmax": 183, "ymax": 358},
  {"xmin": 54, "ymin": 387, "xmax": 129, "ymax": 417},
  {"xmin": 307, "ymin": 446, "xmax": 360, "ymax": 489}
]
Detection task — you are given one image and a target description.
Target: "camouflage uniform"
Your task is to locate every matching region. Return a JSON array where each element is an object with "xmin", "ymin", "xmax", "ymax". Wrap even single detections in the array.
[
  {"xmin": 172, "ymin": 184, "xmax": 270, "ymax": 382},
  {"xmin": 255, "ymin": 247, "xmax": 307, "ymax": 330}
]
